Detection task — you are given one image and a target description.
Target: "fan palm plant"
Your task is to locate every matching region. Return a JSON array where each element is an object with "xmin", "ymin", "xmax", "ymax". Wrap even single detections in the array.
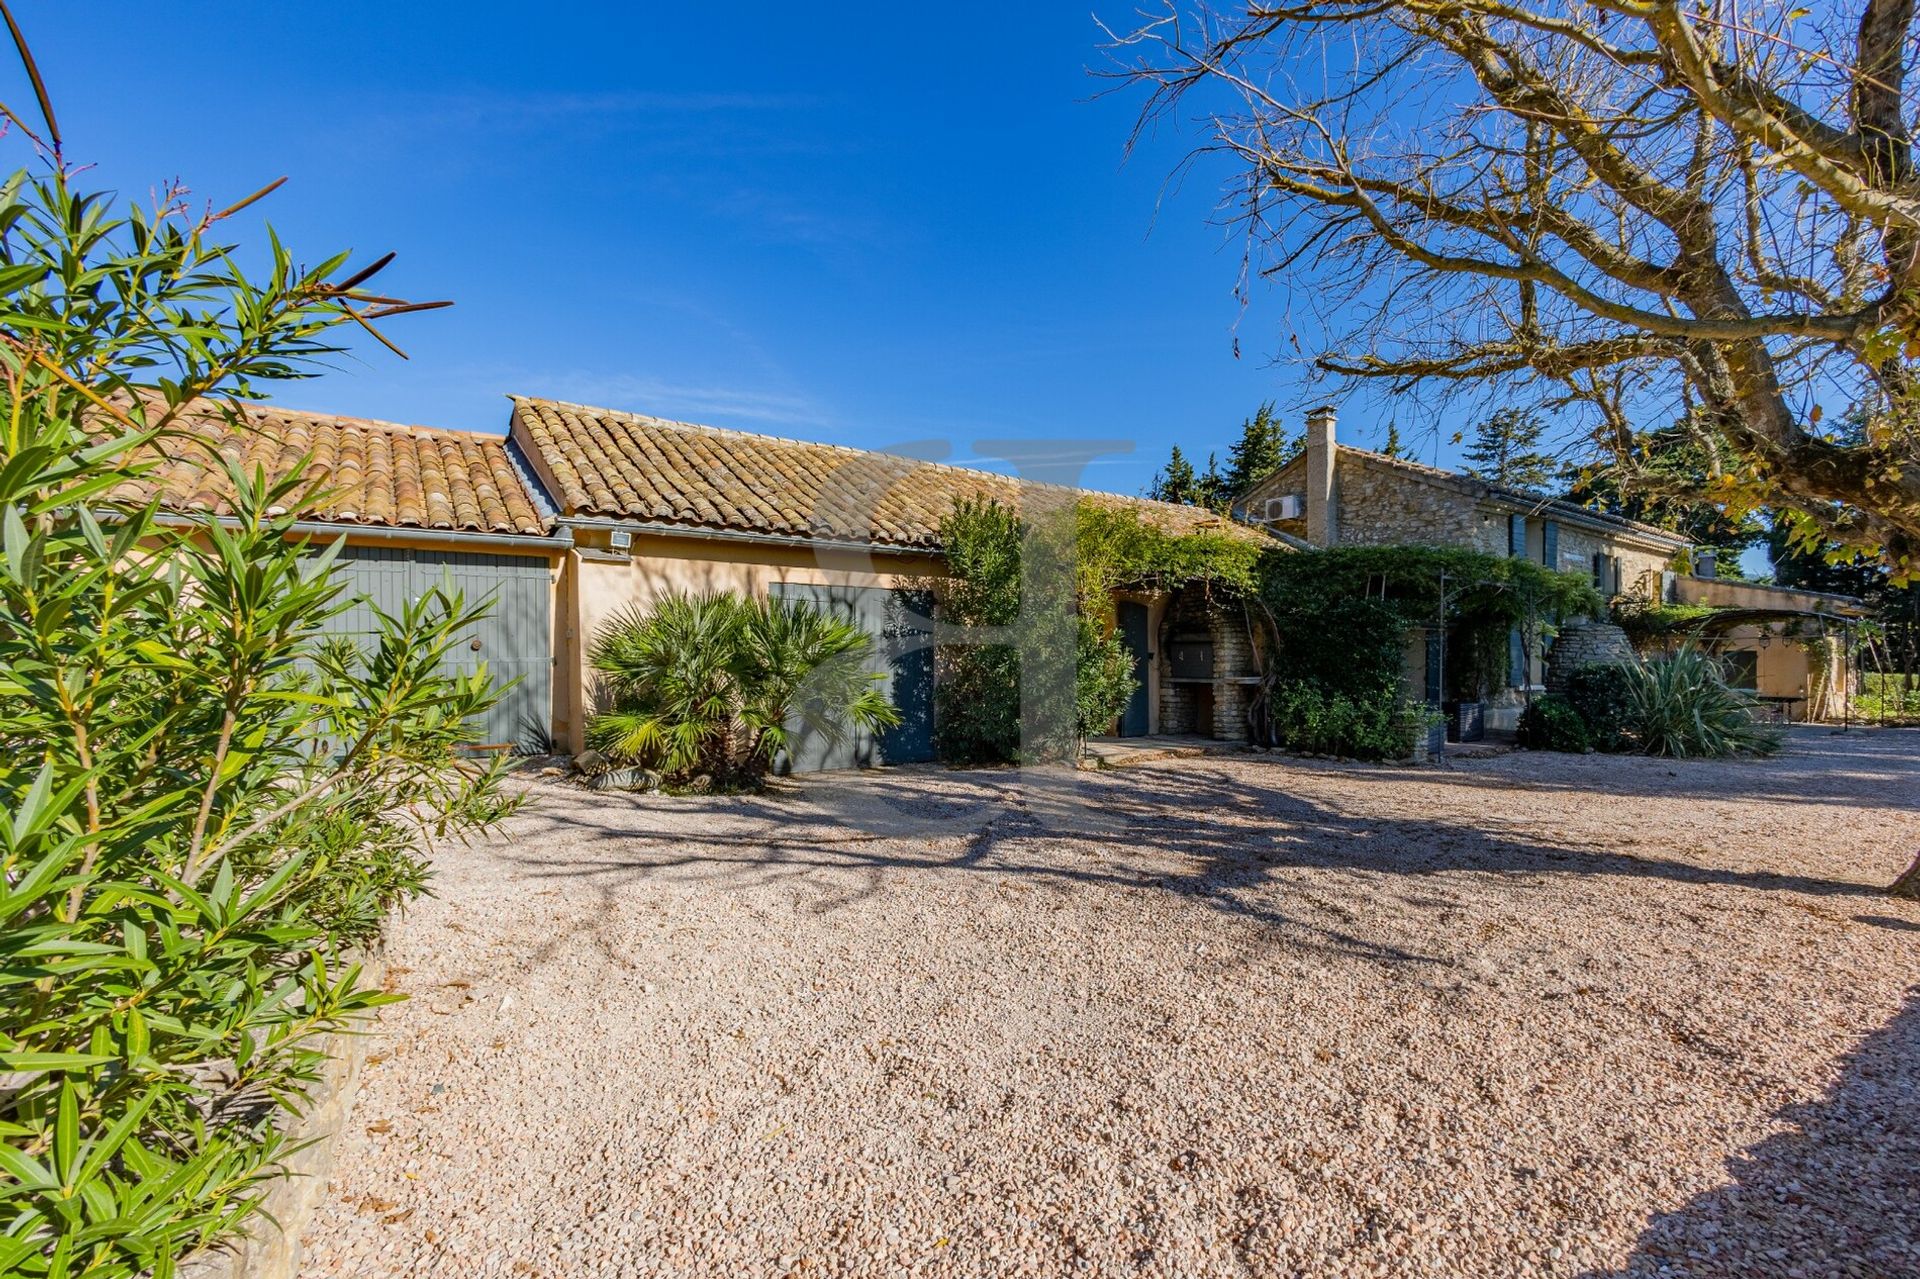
[{"xmin": 587, "ymin": 592, "xmax": 900, "ymax": 787}]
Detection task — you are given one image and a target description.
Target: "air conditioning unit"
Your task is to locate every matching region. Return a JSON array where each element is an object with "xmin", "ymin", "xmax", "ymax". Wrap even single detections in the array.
[
  {"xmin": 608, "ymin": 529, "xmax": 633, "ymax": 552},
  {"xmin": 1262, "ymin": 494, "xmax": 1305, "ymax": 522}
]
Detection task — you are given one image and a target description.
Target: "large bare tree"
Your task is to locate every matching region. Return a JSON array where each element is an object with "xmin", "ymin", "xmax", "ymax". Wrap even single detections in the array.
[{"xmin": 1111, "ymin": 1, "xmax": 1920, "ymax": 573}]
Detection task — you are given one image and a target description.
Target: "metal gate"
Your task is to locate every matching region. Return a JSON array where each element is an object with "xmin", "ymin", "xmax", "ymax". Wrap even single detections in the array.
[
  {"xmin": 322, "ymin": 545, "xmax": 552, "ymax": 751},
  {"xmin": 768, "ymin": 583, "xmax": 935, "ymax": 772}
]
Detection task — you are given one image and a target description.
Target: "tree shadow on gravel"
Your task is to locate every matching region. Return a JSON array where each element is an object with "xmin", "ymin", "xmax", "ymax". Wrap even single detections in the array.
[
  {"xmin": 499, "ymin": 757, "xmax": 1906, "ymax": 974},
  {"xmin": 1378, "ymin": 726, "xmax": 1920, "ymax": 812},
  {"xmin": 1581, "ymin": 990, "xmax": 1920, "ymax": 1278}
]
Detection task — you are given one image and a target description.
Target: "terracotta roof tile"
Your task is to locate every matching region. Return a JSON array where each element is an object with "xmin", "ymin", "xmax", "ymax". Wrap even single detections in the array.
[
  {"xmin": 114, "ymin": 402, "xmax": 549, "ymax": 536},
  {"xmin": 511, "ymin": 396, "xmax": 1270, "ymax": 550}
]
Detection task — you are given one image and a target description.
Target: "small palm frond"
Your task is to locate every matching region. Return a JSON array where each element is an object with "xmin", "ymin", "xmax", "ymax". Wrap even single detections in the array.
[{"xmin": 587, "ymin": 590, "xmax": 904, "ymax": 779}]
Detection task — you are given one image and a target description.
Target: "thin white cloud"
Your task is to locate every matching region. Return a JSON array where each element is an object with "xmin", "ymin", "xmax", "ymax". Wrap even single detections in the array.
[{"xmin": 528, "ymin": 372, "xmax": 834, "ymax": 429}]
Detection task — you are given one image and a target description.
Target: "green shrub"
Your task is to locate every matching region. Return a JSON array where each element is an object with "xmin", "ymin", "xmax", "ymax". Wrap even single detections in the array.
[
  {"xmin": 1517, "ymin": 696, "xmax": 1591, "ymax": 752},
  {"xmin": 0, "ymin": 149, "xmax": 513, "ymax": 1272},
  {"xmin": 933, "ymin": 499, "xmax": 1218, "ymax": 764},
  {"xmin": 1625, "ymin": 645, "xmax": 1786, "ymax": 757},
  {"xmin": 588, "ymin": 592, "xmax": 901, "ymax": 787},
  {"xmin": 1267, "ymin": 680, "xmax": 1429, "ymax": 760},
  {"xmin": 1259, "ymin": 544, "xmax": 1603, "ymax": 703},
  {"xmin": 1564, "ymin": 662, "xmax": 1636, "ymax": 752}
]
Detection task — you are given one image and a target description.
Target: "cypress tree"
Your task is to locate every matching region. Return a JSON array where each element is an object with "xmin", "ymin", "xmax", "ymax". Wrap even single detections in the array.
[{"xmin": 1225, "ymin": 401, "xmax": 1290, "ymax": 495}]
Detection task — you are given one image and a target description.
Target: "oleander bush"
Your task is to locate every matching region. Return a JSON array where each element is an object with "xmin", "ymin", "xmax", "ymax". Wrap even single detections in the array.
[{"xmin": 0, "ymin": 92, "xmax": 513, "ymax": 1276}]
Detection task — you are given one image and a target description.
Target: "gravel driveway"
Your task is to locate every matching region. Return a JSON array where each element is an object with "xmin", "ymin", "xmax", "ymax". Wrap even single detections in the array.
[{"xmin": 299, "ymin": 729, "xmax": 1920, "ymax": 1279}]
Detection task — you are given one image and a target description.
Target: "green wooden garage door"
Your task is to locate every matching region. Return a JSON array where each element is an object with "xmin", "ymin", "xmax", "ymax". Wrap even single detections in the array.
[
  {"xmin": 322, "ymin": 545, "xmax": 552, "ymax": 751},
  {"xmin": 768, "ymin": 583, "xmax": 935, "ymax": 772}
]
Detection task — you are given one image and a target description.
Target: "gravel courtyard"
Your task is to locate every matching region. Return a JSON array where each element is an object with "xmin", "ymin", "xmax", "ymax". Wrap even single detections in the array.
[{"xmin": 300, "ymin": 729, "xmax": 1920, "ymax": 1279}]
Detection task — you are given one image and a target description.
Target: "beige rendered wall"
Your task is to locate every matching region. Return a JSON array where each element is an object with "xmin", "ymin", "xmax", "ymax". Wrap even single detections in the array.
[
  {"xmin": 1711, "ymin": 626, "xmax": 1850, "ymax": 721},
  {"xmin": 556, "ymin": 528, "xmax": 946, "ymax": 753}
]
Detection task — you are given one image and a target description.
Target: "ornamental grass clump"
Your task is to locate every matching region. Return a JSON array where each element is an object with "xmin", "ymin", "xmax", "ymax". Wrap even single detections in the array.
[
  {"xmin": 1625, "ymin": 645, "xmax": 1785, "ymax": 758},
  {"xmin": 0, "ymin": 89, "xmax": 515, "ymax": 1277},
  {"xmin": 586, "ymin": 591, "xmax": 901, "ymax": 788}
]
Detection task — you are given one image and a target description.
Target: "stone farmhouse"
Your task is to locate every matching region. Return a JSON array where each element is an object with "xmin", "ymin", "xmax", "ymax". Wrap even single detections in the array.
[
  {"xmin": 130, "ymin": 396, "xmax": 1860, "ymax": 765},
  {"xmin": 1240, "ymin": 407, "xmax": 1862, "ymax": 728}
]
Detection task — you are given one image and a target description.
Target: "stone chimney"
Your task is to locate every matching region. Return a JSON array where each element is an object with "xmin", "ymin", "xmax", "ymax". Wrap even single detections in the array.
[{"xmin": 1304, "ymin": 405, "xmax": 1338, "ymax": 546}]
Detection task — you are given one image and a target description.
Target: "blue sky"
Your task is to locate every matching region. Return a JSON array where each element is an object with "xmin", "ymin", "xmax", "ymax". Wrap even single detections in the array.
[{"xmin": 25, "ymin": 3, "xmax": 1529, "ymax": 497}]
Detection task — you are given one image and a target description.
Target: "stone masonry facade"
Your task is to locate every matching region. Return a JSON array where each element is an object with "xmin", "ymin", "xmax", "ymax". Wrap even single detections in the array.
[
  {"xmin": 1252, "ymin": 451, "xmax": 1679, "ymax": 603},
  {"xmin": 1544, "ymin": 620, "xmax": 1637, "ymax": 691},
  {"xmin": 1157, "ymin": 588, "xmax": 1257, "ymax": 741}
]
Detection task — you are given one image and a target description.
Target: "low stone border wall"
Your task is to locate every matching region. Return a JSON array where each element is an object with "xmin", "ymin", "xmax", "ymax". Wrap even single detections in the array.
[{"xmin": 180, "ymin": 947, "xmax": 387, "ymax": 1279}]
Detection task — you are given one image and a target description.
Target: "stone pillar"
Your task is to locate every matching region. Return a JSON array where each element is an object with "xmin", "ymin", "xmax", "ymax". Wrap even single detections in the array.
[
  {"xmin": 1211, "ymin": 612, "xmax": 1254, "ymax": 741},
  {"xmin": 1544, "ymin": 620, "xmax": 1637, "ymax": 691},
  {"xmin": 1304, "ymin": 405, "xmax": 1338, "ymax": 546}
]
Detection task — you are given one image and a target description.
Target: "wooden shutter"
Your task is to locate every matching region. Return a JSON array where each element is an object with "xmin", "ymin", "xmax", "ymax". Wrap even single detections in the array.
[
  {"xmin": 1509, "ymin": 626, "xmax": 1526, "ymax": 687},
  {"xmin": 1542, "ymin": 520, "xmax": 1559, "ymax": 568},
  {"xmin": 1508, "ymin": 514, "xmax": 1528, "ymax": 557}
]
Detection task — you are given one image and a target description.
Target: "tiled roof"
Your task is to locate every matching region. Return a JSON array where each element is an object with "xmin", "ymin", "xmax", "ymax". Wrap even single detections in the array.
[
  {"xmin": 116, "ymin": 402, "xmax": 549, "ymax": 536},
  {"xmin": 510, "ymin": 396, "xmax": 1268, "ymax": 549}
]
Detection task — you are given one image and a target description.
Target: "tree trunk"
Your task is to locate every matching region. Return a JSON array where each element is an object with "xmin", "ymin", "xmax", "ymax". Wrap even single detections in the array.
[{"xmin": 1891, "ymin": 850, "xmax": 1920, "ymax": 899}]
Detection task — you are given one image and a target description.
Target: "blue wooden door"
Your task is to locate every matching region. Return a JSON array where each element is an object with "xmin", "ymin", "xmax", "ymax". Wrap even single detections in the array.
[
  {"xmin": 768, "ymin": 584, "xmax": 936, "ymax": 771},
  {"xmin": 1118, "ymin": 600, "xmax": 1151, "ymax": 736}
]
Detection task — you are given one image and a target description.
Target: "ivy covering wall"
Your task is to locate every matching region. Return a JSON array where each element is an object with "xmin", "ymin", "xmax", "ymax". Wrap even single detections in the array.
[
  {"xmin": 931, "ymin": 498, "xmax": 1264, "ymax": 763},
  {"xmin": 1256, "ymin": 545, "xmax": 1602, "ymax": 757}
]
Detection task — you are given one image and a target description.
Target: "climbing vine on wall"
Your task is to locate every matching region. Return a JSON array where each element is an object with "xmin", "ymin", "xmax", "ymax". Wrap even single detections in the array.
[
  {"xmin": 1259, "ymin": 545, "xmax": 1603, "ymax": 703},
  {"xmin": 931, "ymin": 498, "xmax": 1268, "ymax": 763}
]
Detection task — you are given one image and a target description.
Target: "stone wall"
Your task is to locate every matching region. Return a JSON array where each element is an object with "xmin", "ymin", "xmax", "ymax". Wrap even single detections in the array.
[
  {"xmin": 1554, "ymin": 525, "xmax": 1671, "ymax": 603},
  {"xmin": 1545, "ymin": 620, "xmax": 1637, "ymax": 690},
  {"xmin": 1334, "ymin": 456, "xmax": 1501, "ymax": 550},
  {"xmin": 1243, "ymin": 451, "xmax": 1679, "ymax": 607},
  {"xmin": 180, "ymin": 948, "xmax": 387, "ymax": 1279},
  {"xmin": 1158, "ymin": 588, "xmax": 1258, "ymax": 741}
]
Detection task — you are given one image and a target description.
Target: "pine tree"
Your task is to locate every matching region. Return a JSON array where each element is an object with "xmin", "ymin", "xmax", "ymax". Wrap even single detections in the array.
[
  {"xmin": 1148, "ymin": 445, "xmax": 1199, "ymax": 505},
  {"xmin": 1381, "ymin": 422, "xmax": 1404, "ymax": 458},
  {"xmin": 1225, "ymin": 401, "xmax": 1291, "ymax": 495},
  {"xmin": 1195, "ymin": 452, "xmax": 1231, "ymax": 512},
  {"xmin": 1461, "ymin": 407, "xmax": 1556, "ymax": 491}
]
